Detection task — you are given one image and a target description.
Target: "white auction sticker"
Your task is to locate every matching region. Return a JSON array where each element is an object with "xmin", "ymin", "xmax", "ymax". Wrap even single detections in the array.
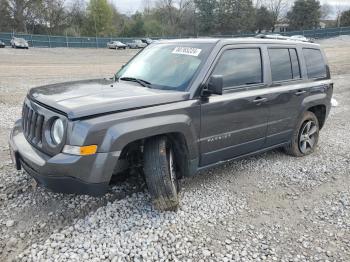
[{"xmin": 172, "ymin": 47, "xmax": 202, "ymax": 56}]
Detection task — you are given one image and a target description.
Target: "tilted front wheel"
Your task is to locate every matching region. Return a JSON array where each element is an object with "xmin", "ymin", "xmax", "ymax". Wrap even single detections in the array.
[
  {"xmin": 284, "ymin": 111, "xmax": 320, "ymax": 157},
  {"xmin": 143, "ymin": 136, "xmax": 179, "ymax": 211}
]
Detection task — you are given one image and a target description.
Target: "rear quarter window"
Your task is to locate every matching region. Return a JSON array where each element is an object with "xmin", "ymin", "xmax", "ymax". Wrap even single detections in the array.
[{"xmin": 303, "ymin": 48, "xmax": 327, "ymax": 79}]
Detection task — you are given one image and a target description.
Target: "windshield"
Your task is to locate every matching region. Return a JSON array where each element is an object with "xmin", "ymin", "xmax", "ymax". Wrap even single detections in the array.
[
  {"xmin": 15, "ymin": 38, "xmax": 26, "ymax": 43},
  {"xmin": 116, "ymin": 43, "xmax": 214, "ymax": 91}
]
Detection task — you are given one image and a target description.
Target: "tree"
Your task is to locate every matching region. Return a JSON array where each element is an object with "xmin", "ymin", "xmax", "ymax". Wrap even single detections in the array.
[
  {"xmin": 110, "ymin": 3, "xmax": 124, "ymax": 35},
  {"xmin": 320, "ymin": 3, "xmax": 332, "ymax": 20},
  {"xmin": 85, "ymin": 0, "xmax": 114, "ymax": 36},
  {"xmin": 123, "ymin": 12, "xmax": 146, "ymax": 37},
  {"xmin": 177, "ymin": 0, "xmax": 196, "ymax": 36},
  {"xmin": 287, "ymin": 0, "xmax": 321, "ymax": 30},
  {"xmin": 260, "ymin": 0, "xmax": 289, "ymax": 31},
  {"xmin": 333, "ymin": 2, "xmax": 349, "ymax": 27},
  {"xmin": 217, "ymin": 0, "xmax": 256, "ymax": 34},
  {"xmin": 40, "ymin": 0, "xmax": 67, "ymax": 35},
  {"xmin": 256, "ymin": 6, "xmax": 274, "ymax": 32},
  {"xmin": 8, "ymin": 0, "xmax": 41, "ymax": 33},
  {"xmin": 0, "ymin": 0, "xmax": 13, "ymax": 31},
  {"xmin": 340, "ymin": 9, "xmax": 350, "ymax": 27},
  {"xmin": 143, "ymin": 18, "xmax": 164, "ymax": 36},
  {"xmin": 65, "ymin": 0, "xmax": 86, "ymax": 36},
  {"xmin": 194, "ymin": 0, "xmax": 217, "ymax": 34}
]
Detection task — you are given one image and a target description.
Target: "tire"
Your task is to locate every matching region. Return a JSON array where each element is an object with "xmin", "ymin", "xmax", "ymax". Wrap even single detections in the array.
[
  {"xmin": 284, "ymin": 111, "xmax": 320, "ymax": 157},
  {"xmin": 143, "ymin": 136, "xmax": 179, "ymax": 211}
]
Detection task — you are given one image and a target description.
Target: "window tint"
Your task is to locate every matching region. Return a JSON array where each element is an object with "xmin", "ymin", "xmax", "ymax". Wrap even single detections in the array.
[
  {"xmin": 269, "ymin": 48, "xmax": 292, "ymax": 81},
  {"xmin": 289, "ymin": 49, "xmax": 301, "ymax": 79},
  {"xmin": 269, "ymin": 48, "xmax": 301, "ymax": 81},
  {"xmin": 212, "ymin": 48, "xmax": 262, "ymax": 88},
  {"xmin": 303, "ymin": 48, "xmax": 327, "ymax": 79}
]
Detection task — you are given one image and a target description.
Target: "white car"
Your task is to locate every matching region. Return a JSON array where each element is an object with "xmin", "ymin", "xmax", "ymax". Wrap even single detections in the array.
[
  {"xmin": 126, "ymin": 40, "xmax": 147, "ymax": 49},
  {"xmin": 10, "ymin": 37, "xmax": 29, "ymax": 49},
  {"xmin": 107, "ymin": 41, "xmax": 127, "ymax": 50}
]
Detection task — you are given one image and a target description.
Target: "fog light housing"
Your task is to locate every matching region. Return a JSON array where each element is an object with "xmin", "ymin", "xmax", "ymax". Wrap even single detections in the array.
[{"xmin": 63, "ymin": 145, "xmax": 98, "ymax": 156}]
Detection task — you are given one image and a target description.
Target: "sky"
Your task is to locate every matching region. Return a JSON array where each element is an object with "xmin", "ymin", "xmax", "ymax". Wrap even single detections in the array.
[
  {"xmin": 109, "ymin": 0, "xmax": 350, "ymax": 14},
  {"xmin": 109, "ymin": 0, "xmax": 155, "ymax": 14}
]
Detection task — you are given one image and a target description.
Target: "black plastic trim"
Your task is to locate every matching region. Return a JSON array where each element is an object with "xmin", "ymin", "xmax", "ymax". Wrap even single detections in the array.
[{"xmin": 20, "ymin": 160, "xmax": 108, "ymax": 196}]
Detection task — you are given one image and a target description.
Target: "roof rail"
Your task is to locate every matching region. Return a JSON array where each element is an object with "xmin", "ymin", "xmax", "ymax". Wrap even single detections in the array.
[{"xmin": 254, "ymin": 34, "xmax": 313, "ymax": 43}]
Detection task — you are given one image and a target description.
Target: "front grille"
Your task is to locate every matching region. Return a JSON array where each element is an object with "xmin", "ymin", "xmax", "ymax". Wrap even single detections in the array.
[{"xmin": 22, "ymin": 103, "xmax": 45, "ymax": 145}]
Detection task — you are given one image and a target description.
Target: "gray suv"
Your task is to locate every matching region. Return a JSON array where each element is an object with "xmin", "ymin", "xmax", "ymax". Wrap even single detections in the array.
[{"xmin": 9, "ymin": 38, "xmax": 333, "ymax": 210}]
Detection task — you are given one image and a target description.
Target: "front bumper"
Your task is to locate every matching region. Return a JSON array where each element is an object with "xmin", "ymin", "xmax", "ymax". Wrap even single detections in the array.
[{"xmin": 9, "ymin": 120, "xmax": 119, "ymax": 196}]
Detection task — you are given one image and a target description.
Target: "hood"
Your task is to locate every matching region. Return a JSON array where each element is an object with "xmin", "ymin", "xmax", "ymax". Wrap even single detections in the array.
[{"xmin": 28, "ymin": 79, "xmax": 190, "ymax": 119}]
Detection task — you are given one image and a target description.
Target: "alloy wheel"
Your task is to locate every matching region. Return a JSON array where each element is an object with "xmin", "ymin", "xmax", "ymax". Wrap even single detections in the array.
[{"xmin": 299, "ymin": 120, "xmax": 318, "ymax": 154}]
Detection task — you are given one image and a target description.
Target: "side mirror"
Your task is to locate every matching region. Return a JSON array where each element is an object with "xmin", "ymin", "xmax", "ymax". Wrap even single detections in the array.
[{"xmin": 206, "ymin": 75, "xmax": 223, "ymax": 95}]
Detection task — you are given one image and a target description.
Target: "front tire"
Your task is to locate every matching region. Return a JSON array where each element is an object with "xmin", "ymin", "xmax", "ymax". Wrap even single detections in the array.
[
  {"xmin": 284, "ymin": 111, "xmax": 319, "ymax": 157},
  {"xmin": 143, "ymin": 136, "xmax": 179, "ymax": 211}
]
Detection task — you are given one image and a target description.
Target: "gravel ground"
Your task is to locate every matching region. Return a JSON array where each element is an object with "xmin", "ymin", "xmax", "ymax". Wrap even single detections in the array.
[{"xmin": 0, "ymin": 39, "xmax": 349, "ymax": 261}]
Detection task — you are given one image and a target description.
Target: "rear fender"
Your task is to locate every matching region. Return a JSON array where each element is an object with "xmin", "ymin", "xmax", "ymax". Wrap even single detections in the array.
[{"xmin": 298, "ymin": 91, "xmax": 330, "ymax": 126}]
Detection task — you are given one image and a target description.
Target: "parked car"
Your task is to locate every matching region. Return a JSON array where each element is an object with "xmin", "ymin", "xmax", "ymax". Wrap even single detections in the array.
[
  {"xmin": 10, "ymin": 37, "xmax": 29, "ymax": 49},
  {"xmin": 0, "ymin": 40, "xmax": 5, "ymax": 48},
  {"xmin": 126, "ymin": 39, "xmax": 147, "ymax": 49},
  {"xmin": 107, "ymin": 41, "xmax": 127, "ymax": 49},
  {"xmin": 141, "ymin": 38, "xmax": 153, "ymax": 45},
  {"xmin": 9, "ymin": 38, "xmax": 333, "ymax": 211}
]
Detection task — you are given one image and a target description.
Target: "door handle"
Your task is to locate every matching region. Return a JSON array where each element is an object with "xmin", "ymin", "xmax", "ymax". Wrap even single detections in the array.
[
  {"xmin": 294, "ymin": 90, "xmax": 307, "ymax": 96},
  {"xmin": 253, "ymin": 97, "xmax": 268, "ymax": 103}
]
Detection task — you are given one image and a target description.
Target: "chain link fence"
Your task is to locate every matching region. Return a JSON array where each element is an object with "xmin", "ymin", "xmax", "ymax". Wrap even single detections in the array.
[{"xmin": 1, "ymin": 26, "xmax": 350, "ymax": 48}]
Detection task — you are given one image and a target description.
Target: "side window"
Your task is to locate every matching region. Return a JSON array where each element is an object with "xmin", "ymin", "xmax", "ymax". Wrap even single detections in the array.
[
  {"xmin": 303, "ymin": 48, "xmax": 327, "ymax": 79},
  {"xmin": 289, "ymin": 49, "xmax": 301, "ymax": 79},
  {"xmin": 269, "ymin": 48, "xmax": 301, "ymax": 82},
  {"xmin": 212, "ymin": 48, "xmax": 262, "ymax": 88},
  {"xmin": 269, "ymin": 48, "xmax": 292, "ymax": 81}
]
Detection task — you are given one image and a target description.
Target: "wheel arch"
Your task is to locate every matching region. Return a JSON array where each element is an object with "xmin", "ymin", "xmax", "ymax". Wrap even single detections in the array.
[
  {"xmin": 306, "ymin": 104, "xmax": 327, "ymax": 130},
  {"xmin": 99, "ymin": 115, "xmax": 200, "ymax": 179},
  {"xmin": 101, "ymin": 115, "xmax": 199, "ymax": 159},
  {"xmin": 118, "ymin": 132, "xmax": 192, "ymax": 178}
]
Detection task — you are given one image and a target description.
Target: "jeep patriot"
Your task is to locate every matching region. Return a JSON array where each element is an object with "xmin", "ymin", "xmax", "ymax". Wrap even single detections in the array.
[{"xmin": 9, "ymin": 38, "xmax": 333, "ymax": 210}]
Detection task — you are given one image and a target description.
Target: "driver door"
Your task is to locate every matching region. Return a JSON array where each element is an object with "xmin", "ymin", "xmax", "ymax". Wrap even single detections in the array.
[{"xmin": 199, "ymin": 46, "xmax": 269, "ymax": 166}]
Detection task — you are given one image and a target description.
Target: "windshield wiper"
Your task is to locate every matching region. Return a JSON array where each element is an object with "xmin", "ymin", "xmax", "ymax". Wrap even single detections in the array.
[{"xmin": 119, "ymin": 77, "xmax": 152, "ymax": 88}]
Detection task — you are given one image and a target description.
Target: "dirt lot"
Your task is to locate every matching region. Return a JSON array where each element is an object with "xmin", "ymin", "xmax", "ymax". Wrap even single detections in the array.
[{"xmin": 0, "ymin": 39, "xmax": 349, "ymax": 261}]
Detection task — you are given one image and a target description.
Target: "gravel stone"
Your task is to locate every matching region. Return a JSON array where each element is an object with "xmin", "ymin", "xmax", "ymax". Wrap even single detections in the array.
[{"xmin": 5, "ymin": 220, "xmax": 15, "ymax": 227}]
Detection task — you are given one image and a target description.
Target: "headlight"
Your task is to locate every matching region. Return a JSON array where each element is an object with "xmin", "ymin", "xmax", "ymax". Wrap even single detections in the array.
[{"xmin": 51, "ymin": 118, "xmax": 64, "ymax": 144}]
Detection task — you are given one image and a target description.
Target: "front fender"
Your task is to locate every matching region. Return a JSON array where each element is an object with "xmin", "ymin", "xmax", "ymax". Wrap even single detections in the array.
[{"xmin": 99, "ymin": 114, "xmax": 199, "ymax": 160}]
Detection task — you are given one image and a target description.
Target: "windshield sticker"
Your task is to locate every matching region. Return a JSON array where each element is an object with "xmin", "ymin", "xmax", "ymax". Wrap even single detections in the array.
[{"xmin": 172, "ymin": 47, "xmax": 202, "ymax": 56}]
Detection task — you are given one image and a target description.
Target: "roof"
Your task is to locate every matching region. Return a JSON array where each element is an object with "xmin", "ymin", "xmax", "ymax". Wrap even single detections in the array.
[{"xmin": 159, "ymin": 37, "xmax": 320, "ymax": 47}]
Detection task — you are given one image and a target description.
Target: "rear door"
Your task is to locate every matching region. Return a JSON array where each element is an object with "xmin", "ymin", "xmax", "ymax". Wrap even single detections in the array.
[
  {"xmin": 264, "ymin": 46, "xmax": 306, "ymax": 146},
  {"xmin": 199, "ymin": 45, "xmax": 270, "ymax": 166}
]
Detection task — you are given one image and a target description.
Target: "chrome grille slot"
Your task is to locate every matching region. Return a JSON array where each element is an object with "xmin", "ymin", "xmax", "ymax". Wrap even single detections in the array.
[
  {"xmin": 22, "ymin": 103, "xmax": 45, "ymax": 145},
  {"xmin": 26, "ymin": 109, "xmax": 33, "ymax": 139},
  {"xmin": 35, "ymin": 115, "xmax": 44, "ymax": 143}
]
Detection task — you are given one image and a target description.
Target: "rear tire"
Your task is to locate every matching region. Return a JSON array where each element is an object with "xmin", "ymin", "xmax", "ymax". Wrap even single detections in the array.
[
  {"xmin": 284, "ymin": 111, "xmax": 319, "ymax": 157},
  {"xmin": 143, "ymin": 136, "xmax": 179, "ymax": 211}
]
